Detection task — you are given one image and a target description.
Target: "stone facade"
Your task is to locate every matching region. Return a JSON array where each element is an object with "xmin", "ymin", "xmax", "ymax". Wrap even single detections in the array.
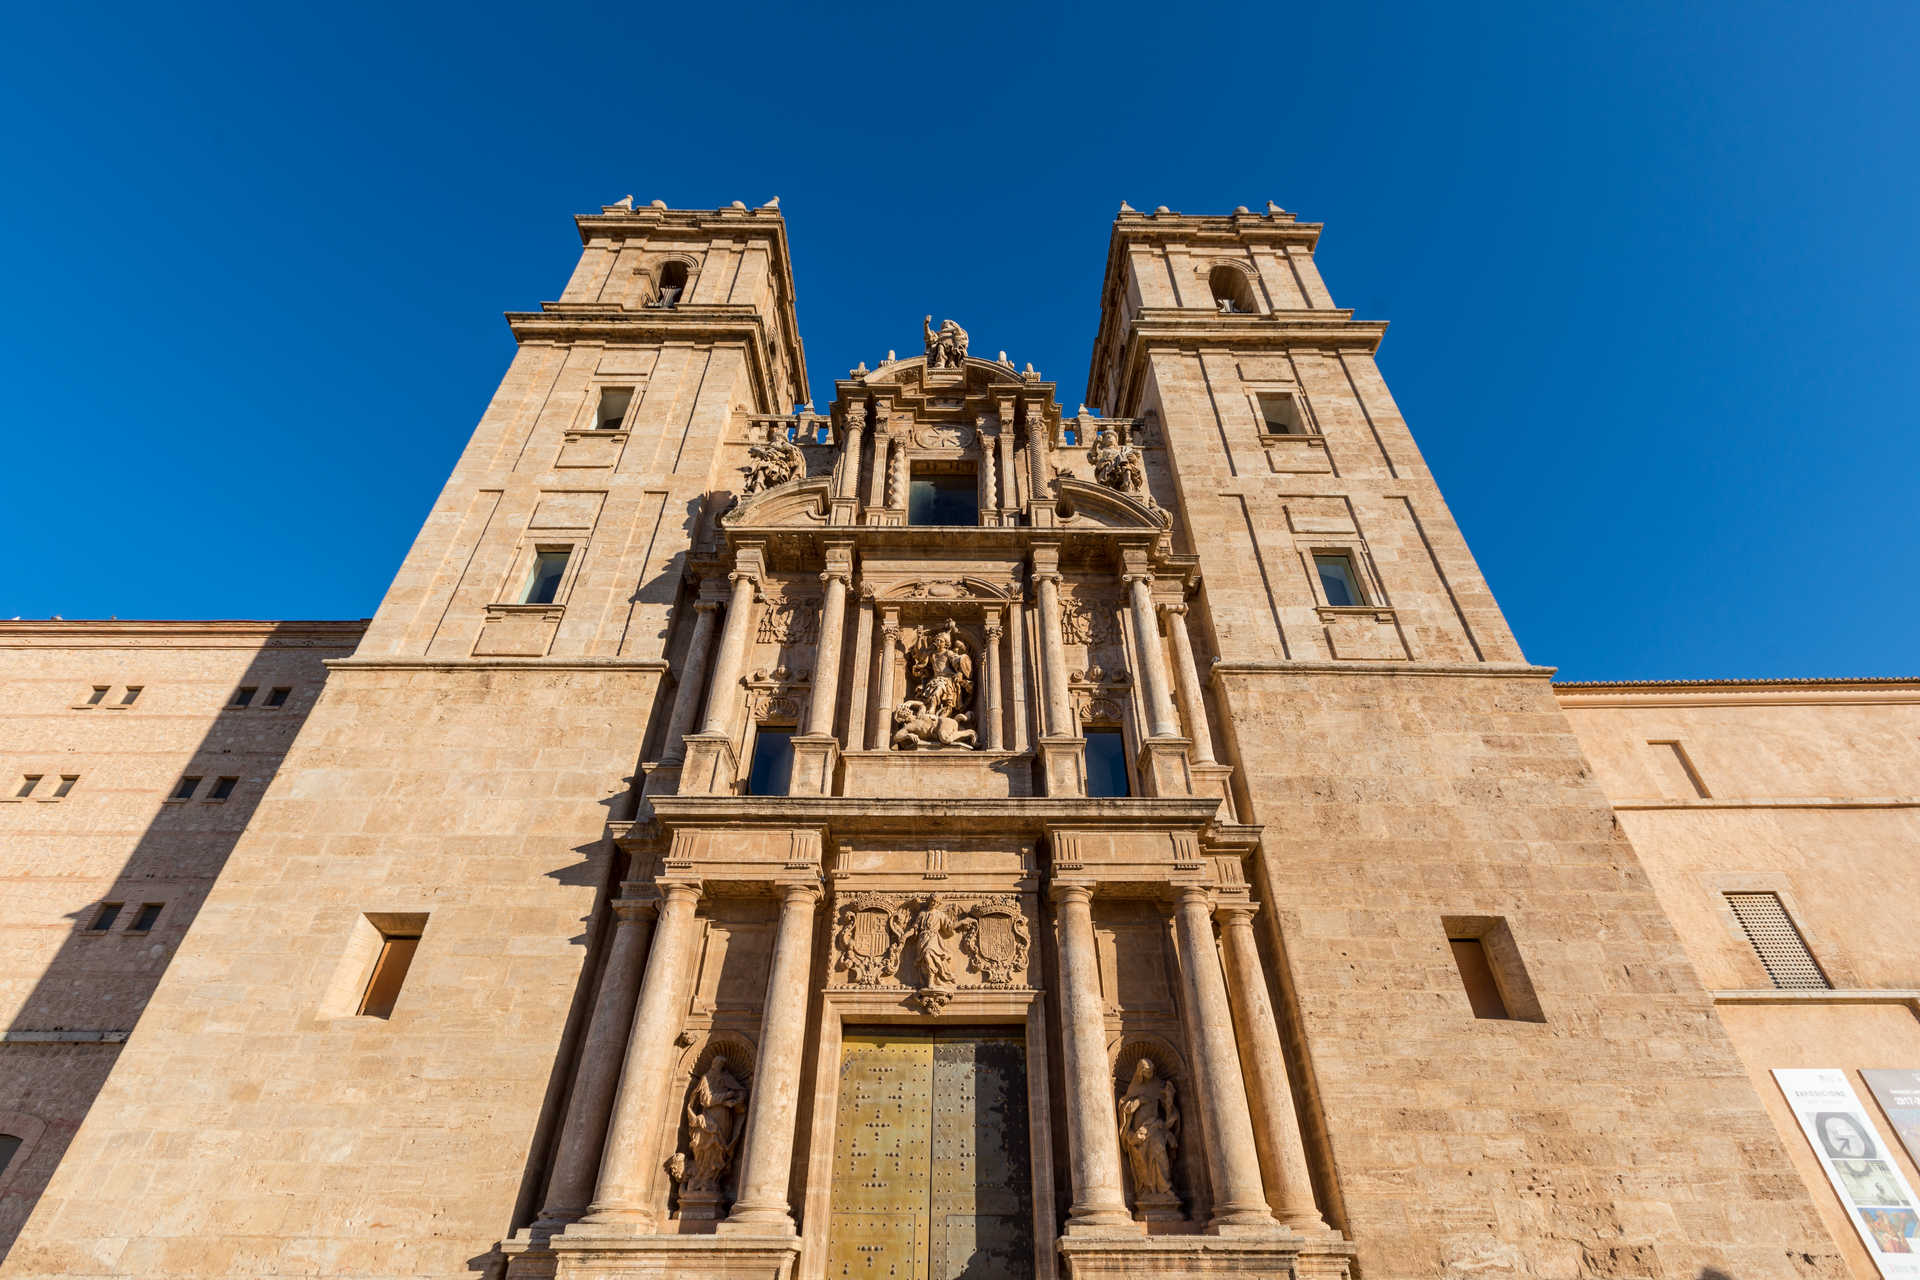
[{"xmin": 0, "ymin": 202, "xmax": 1903, "ymax": 1279}]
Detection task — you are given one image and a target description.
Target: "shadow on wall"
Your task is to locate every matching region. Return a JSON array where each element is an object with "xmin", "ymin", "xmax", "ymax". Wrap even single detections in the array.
[{"xmin": 0, "ymin": 625, "xmax": 347, "ymax": 1259}]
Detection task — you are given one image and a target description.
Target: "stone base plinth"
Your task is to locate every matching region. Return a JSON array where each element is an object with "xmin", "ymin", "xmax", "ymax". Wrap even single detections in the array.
[
  {"xmin": 1038, "ymin": 735, "xmax": 1087, "ymax": 796},
  {"xmin": 678, "ymin": 733, "xmax": 740, "ymax": 795},
  {"xmin": 1059, "ymin": 1232, "xmax": 1352, "ymax": 1280},
  {"xmin": 1137, "ymin": 737, "xmax": 1195, "ymax": 798},
  {"xmin": 787, "ymin": 734, "xmax": 839, "ymax": 796},
  {"xmin": 550, "ymin": 1230, "xmax": 801, "ymax": 1280}
]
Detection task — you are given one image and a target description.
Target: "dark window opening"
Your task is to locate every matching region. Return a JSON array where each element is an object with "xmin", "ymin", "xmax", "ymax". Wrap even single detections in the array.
[
  {"xmin": 654, "ymin": 261, "xmax": 689, "ymax": 308},
  {"xmin": 86, "ymin": 686, "xmax": 108, "ymax": 705},
  {"xmin": 90, "ymin": 903, "xmax": 122, "ymax": 932},
  {"xmin": 0, "ymin": 1134, "xmax": 19, "ymax": 1176},
  {"xmin": 15, "ymin": 776, "xmax": 40, "ymax": 799},
  {"xmin": 170, "ymin": 776, "xmax": 200, "ymax": 801},
  {"xmin": 230, "ymin": 686, "xmax": 256, "ymax": 708},
  {"xmin": 1259, "ymin": 394, "xmax": 1304, "ymax": 435},
  {"xmin": 1210, "ymin": 265, "xmax": 1258, "ymax": 314},
  {"xmin": 1314, "ymin": 553, "xmax": 1363, "ymax": 608},
  {"xmin": 1450, "ymin": 938, "xmax": 1510, "ymax": 1019},
  {"xmin": 120, "ymin": 685, "xmax": 141, "ymax": 706},
  {"xmin": 596, "ymin": 386, "xmax": 633, "ymax": 430},
  {"xmin": 130, "ymin": 903, "xmax": 163, "ymax": 933},
  {"xmin": 358, "ymin": 929, "xmax": 423, "ymax": 1019},
  {"xmin": 208, "ymin": 776, "xmax": 238, "ymax": 801},
  {"xmin": 1062, "ymin": 426, "xmax": 1078, "ymax": 446},
  {"xmin": 747, "ymin": 728, "xmax": 795, "ymax": 797},
  {"xmin": 1085, "ymin": 729, "xmax": 1130, "ymax": 798},
  {"xmin": 52, "ymin": 775, "xmax": 76, "ymax": 798},
  {"xmin": 265, "ymin": 686, "xmax": 290, "ymax": 708},
  {"xmin": 522, "ymin": 549, "xmax": 571, "ymax": 605},
  {"xmin": 908, "ymin": 467, "xmax": 979, "ymax": 526}
]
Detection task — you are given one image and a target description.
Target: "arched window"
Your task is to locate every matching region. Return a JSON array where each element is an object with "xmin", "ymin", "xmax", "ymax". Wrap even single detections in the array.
[
  {"xmin": 653, "ymin": 261, "xmax": 690, "ymax": 309},
  {"xmin": 1209, "ymin": 265, "xmax": 1257, "ymax": 315}
]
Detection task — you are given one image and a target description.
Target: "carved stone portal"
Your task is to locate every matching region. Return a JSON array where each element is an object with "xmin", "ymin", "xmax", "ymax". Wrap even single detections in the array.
[{"xmin": 1116, "ymin": 1058, "xmax": 1182, "ymax": 1221}]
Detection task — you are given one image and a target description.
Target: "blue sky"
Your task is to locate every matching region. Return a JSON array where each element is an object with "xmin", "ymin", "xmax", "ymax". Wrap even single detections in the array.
[{"xmin": 2, "ymin": 2, "xmax": 1914, "ymax": 680}]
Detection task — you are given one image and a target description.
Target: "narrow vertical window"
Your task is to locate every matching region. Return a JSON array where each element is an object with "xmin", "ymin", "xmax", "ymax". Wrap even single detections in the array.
[
  {"xmin": 358, "ymin": 927, "xmax": 424, "ymax": 1018},
  {"xmin": 1726, "ymin": 892, "xmax": 1829, "ymax": 990},
  {"xmin": 747, "ymin": 728, "xmax": 794, "ymax": 797},
  {"xmin": 1449, "ymin": 938, "xmax": 1510, "ymax": 1019},
  {"xmin": 1314, "ymin": 553, "xmax": 1364, "ymax": 607},
  {"xmin": 1442, "ymin": 916, "xmax": 1545, "ymax": 1022},
  {"xmin": 265, "ymin": 686, "xmax": 290, "ymax": 707},
  {"xmin": 1084, "ymin": 729, "xmax": 1130, "ymax": 798},
  {"xmin": 52, "ymin": 775, "xmax": 77, "ymax": 798},
  {"xmin": 15, "ymin": 776, "xmax": 41, "ymax": 799},
  {"xmin": 1258, "ymin": 393, "xmax": 1304, "ymax": 435},
  {"xmin": 90, "ymin": 903, "xmax": 123, "ymax": 932},
  {"xmin": 170, "ymin": 776, "xmax": 201, "ymax": 802},
  {"xmin": 119, "ymin": 686, "xmax": 141, "ymax": 706},
  {"xmin": 208, "ymin": 776, "xmax": 238, "ymax": 801},
  {"xmin": 85, "ymin": 686, "xmax": 109, "ymax": 706},
  {"xmin": 596, "ymin": 386, "xmax": 633, "ymax": 430},
  {"xmin": 130, "ymin": 903, "xmax": 163, "ymax": 933},
  {"xmin": 0, "ymin": 1134, "xmax": 19, "ymax": 1175},
  {"xmin": 229, "ymin": 687, "xmax": 256, "ymax": 708},
  {"xmin": 521, "ymin": 549, "xmax": 571, "ymax": 605}
]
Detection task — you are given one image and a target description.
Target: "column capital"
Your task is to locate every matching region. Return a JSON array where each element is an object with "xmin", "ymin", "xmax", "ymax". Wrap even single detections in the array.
[
  {"xmin": 1175, "ymin": 884, "xmax": 1215, "ymax": 911},
  {"xmin": 1031, "ymin": 570, "xmax": 1062, "ymax": 587},
  {"xmin": 692, "ymin": 598, "xmax": 723, "ymax": 615},
  {"xmin": 1049, "ymin": 880, "xmax": 1096, "ymax": 908},
  {"xmin": 776, "ymin": 881, "xmax": 823, "ymax": 906},
  {"xmin": 984, "ymin": 622, "xmax": 1004, "ymax": 640},
  {"xmin": 659, "ymin": 881, "xmax": 703, "ymax": 906},
  {"xmin": 1215, "ymin": 901, "xmax": 1260, "ymax": 927},
  {"xmin": 1159, "ymin": 600, "xmax": 1189, "ymax": 618},
  {"xmin": 728, "ymin": 569, "xmax": 759, "ymax": 588},
  {"xmin": 1122, "ymin": 572, "xmax": 1155, "ymax": 589},
  {"xmin": 819, "ymin": 569, "xmax": 851, "ymax": 588},
  {"xmin": 612, "ymin": 896, "xmax": 660, "ymax": 923}
]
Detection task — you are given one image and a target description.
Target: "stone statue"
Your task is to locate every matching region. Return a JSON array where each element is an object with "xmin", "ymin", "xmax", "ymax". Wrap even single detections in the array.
[
  {"xmin": 911, "ymin": 899, "xmax": 961, "ymax": 988},
  {"xmin": 741, "ymin": 434, "xmax": 805, "ymax": 495},
  {"xmin": 1088, "ymin": 425, "xmax": 1148, "ymax": 501},
  {"xmin": 1117, "ymin": 1058, "xmax": 1180, "ymax": 1214},
  {"xmin": 681, "ymin": 1055, "xmax": 749, "ymax": 1194},
  {"xmin": 891, "ymin": 620, "xmax": 975, "ymax": 749},
  {"xmin": 923, "ymin": 316, "xmax": 969, "ymax": 369}
]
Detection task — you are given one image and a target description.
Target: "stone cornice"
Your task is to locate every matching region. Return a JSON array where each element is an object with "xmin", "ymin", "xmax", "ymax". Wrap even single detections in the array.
[
  {"xmin": 0, "ymin": 619, "xmax": 367, "ymax": 647},
  {"xmin": 1554, "ymin": 676, "xmax": 1920, "ymax": 708},
  {"xmin": 507, "ymin": 304, "xmax": 798, "ymax": 410},
  {"xmin": 625, "ymin": 796, "xmax": 1226, "ymax": 844},
  {"xmin": 1099, "ymin": 314, "xmax": 1388, "ymax": 417},
  {"xmin": 1214, "ymin": 660, "xmax": 1554, "ymax": 680},
  {"xmin": 326, "ymin": 657, "xmax": 668, "ymax": 673}
]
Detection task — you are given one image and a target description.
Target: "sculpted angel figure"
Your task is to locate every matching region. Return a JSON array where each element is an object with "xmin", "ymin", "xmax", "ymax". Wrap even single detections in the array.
[
  {"xmin": 924, "ymin": 315, "xmax": 969, "ymax": 368},
  {"xmin": 1117, "ymin": 1058, "xmax": 1179, "ymax": 1202},
  {"xmin": 912, "ymin": 899, "xmax": 961, "ymax": 988},
  {"xmin": 741, "ymin": 433, "xmax": 805, "ymax": 495},
  {"xmin": 683, "ymin": 1055, "xmax": 749, "ymax": 1192},
  {"xmin": 1088, "ymin": 425, "xmax": 1147, "ymax": 500},
  {"xmin": 908, "ymin": 619, "xmax": 973, "ymax": 725}
]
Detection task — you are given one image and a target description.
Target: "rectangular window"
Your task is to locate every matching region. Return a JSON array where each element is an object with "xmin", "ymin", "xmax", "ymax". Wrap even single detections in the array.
[
  {"xmin": 130, "ymin": 903, "xmax": 163, "ymax": 933},
  {"xmin": 595, "ymin": 386, "xmax": 633, "ymax": 430},
  {"xmin": 1258, "ymin": 393, "xmax": 1305, "ymax": 435},
  {"xmin": 90, "ymin": 903, "xmax": 122, "ymax": 932},
  {"xmin": 358, "ymin": 928, "xmax": 424, "ymax": 1018},
  {"xmin": 208, "ymin": 776, "xmax": 238, "ymax": 801},
  {"xmin": 119, "ymin": 686, "xmax": 141, "ymax": 706},
  {"xmin": 264, "ymin": 686, "xmax": 290, "ymax": 708},
  {"xmin": 229, "ymin": 686, "xmax": 256, "ymax": 708},
  {"xmin": 746, "ymin": 728, "xmax": 795, "ymax": 797},
  {"xmin": 15, "ymin": 776, "xmax": 40, "ymax": 799},
  {"xmin": 1443, "ymin": 916, "xmax": 1545, "ymax": 1022},
  {"xmin": 52, "ymin": 775, "xmax": 77, "ymax": 798},
  {"xmin": 85, "ymin": 686, "xmax": 109, "ymax": 706},
  {"xmin": 908, "ymin": 467, "xmax": 979, "ymax": 527},
  {"xmin": 1084, "ymin": 729, "xmax": 1131, "ymax": 798},
  {"xmin": 521, "ymin": 549, "xmax": 571, "ymax": 605},
  {"xmin": 170, "ymin": 776, "xmax": 201, "ymax": 802},
  {"xmin": 1449, "ymin": 938, "xmax": 1510, "ymax": 1018},
  {"xmin": 1726, "ymin": 892, "xmax": 1830, "ymax": 990},
  {"xmin": 1314, "ymin": 553, "xmax": 1364, "ymax": 607}
]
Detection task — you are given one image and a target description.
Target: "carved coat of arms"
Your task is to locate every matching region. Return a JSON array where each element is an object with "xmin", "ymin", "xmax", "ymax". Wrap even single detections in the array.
[
  {"xmin": 958, "ymin": 896, "xmax": 1031, "ymax": 987},
  {"xmin": 833, "ymin": 894, "xmax": 910, "ymax": 985}
]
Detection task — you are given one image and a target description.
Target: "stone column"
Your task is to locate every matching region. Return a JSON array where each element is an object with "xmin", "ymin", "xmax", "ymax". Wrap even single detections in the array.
[
  {"xmin": 582, "ymin": 882, "xmax": 702, "ymax": 1226},
  {"xmin": 865, "ymin": 415, "xmax": 892, "ymax": 513},
  {"xmin": 805, "ymin": 570, "xmax": 850, "ymax": 737},
  {"xmin": 535, "ymin": 896, "xmax": 656, "ymax": 1225},
  {"xmin": 998, "ymin": 412, "xmax": 1019, "ymax": 516},
  {"xmin": 1171, "ymin": 888, "xmax": 1278, "ymax": 1234},
  {"xmin": 837, "ymin": 403, "xmax": 866, "ymax": 502},
  {"xmin": 1218, "ymin": 904, "xmax": 1326, "ymax": 1230},
  {"xmin": 870, "ymin": 613, "xmax": 900, "ymax": 750},
  {"xmin": 1007, "ymin": 598, "xmax": 1031, "ymax": 751},
  {"xmin": 699, "ymin": 571, "xmax": 758, "ymax": 737},
  {"xmin": 1027, "ymin": 410, "xmax": 1052, "ymax": 500},
  {"xmin": 1033, "ymin": 571, "xmax": 1072, "ymax": 737},
  {"xmin": 659, "ymin": 598, "xmax": 721, "ymax": 764},
  {"xmin": 981, "ymin": 612, "xmax": 1004, "ymax": 750},
  {"xmin": 1126, "ymin": 574, "xmax": 1180, "ymax": 740},
  {"xmin": 1051, "ymin": 883, "xmax": 1138, "ymax": 1233},
  {"xmin": 1161, "ymin": 602, "xmax": 1215, "ymax": 764},
  {"xmin": 722, "ymin": 883, "xmax": 821, "ymax": 1233},
  {"xmin": 846, "ymin": 594, "xmax": 873, "ymax": 751},
  {"xmin": 979, "ymin": 431, "xmax": 999, "ymax": 526}
]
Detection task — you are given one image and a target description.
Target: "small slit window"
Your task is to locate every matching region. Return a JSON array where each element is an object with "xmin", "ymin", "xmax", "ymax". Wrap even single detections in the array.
[
  {"xmin": 595, "ymin": 386, "xmax": 633, "ymax": 431},
  {"xmin": 265, "ymin": 686, "xmax": 290, "ymax": 708},
  {"xmin": 90, "ymin": 903, "xmax": 122, "ymax": 932},
  {"xmin": 358, "ymin": 925, "xmax": 425, "ymax": 1019},
  {"xmin": 521, "ymin": 549, "xmax": 571, "ymax": 606},
  {"xmin": 1443, "ymin": 916, "xmax": 1545, "ymax": 1022},
  {"xmin": 747, "ymin": 728, "xmax": 794, "ymax": 797},
  {"xmin": 130, "ymin": 903, "xmax": 163, "ymax": 933},
  {"xmin": 1084, "ymin": 729, "xmax": 1130, "ymax": 798},
  {"xmin": 52, "ymin": 776, "xmax": 76, "ymax": 798},
  {"xmin": 170, "ymin": 776, "xmax": 201, "ymax": 802},
  {"xmin": 1726, "ymin": 892, "xmax": 1829, "ymax": 990},
  {"xmin": 1209, "ymin": 265, "xmax": 1258, "ymax": 315},
  {"xmin": 0, "ymin": 1134, "xmax": 19, "ymax": 1176},
  {"xmin": 15, "ymin": 776, "xmax": 40, "ymax": 799},
  {"xmin": 1647, "ymin": 740, "xmax": 1710, "ymax": 798},
  {"xmin": 119, "ymin": 686, "xmax": 141, "ymax": 706},
  {"xmin": 1258, "ymin": 393, "xmax": 1305, "ymax": 436},
  {"xmin": 1449, "ymin": 938, "xmax": 1508, "ymax": 1018},
  {"xmin": 208, "ymin": 776, "xmax": 237, "ymax": 801},
  {"xmin": 85, "ymin": 686, "xmax": 109, "ymax": 706},
  {"xmin": 1314, "ymin": 553, "xmax": 1365, "ymax": 608},
  {"xmin": 229, "ymin": 686, "xmax": 256, "ymax": 708}
]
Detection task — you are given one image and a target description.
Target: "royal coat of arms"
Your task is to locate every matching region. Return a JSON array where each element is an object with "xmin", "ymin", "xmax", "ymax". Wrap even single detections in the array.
[
  {"xmin": 958, "ymin": 897, "xmax": 1031, "ymax": 987},
  {"xmin": 833, "ymin": 894, "xmax": 910, "ymax": 985}
]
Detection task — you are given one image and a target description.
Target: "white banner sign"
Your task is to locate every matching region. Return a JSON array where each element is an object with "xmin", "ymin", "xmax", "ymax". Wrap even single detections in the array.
[{"xmin": 1775, "ymin": 1068, "xmax": 1920, "ymax": 1274}]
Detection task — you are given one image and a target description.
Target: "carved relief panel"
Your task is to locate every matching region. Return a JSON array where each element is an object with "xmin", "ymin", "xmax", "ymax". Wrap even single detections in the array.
[{"xmin": 831, "ymin": 891, "xmax": 1033, "ymax": 1008}]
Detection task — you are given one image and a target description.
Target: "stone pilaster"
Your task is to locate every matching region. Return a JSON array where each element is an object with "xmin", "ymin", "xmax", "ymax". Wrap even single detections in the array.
[
  {"xmin": 982, "ymin": 610, "xmax": 1004, "ymax": 751},
  {"xmin": 680, "ymin": 560, "xmax": 759, "ymax": 794}
]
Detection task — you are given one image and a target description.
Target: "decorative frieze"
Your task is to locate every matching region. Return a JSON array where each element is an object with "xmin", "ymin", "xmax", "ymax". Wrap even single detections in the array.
[{"xmin": 830, "ymin": 892, "xmax": 1033, "ymax": 995}]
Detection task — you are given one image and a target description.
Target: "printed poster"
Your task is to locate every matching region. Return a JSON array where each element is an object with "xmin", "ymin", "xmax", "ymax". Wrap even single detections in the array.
[
  {"xmin": 1865, "ymin": 1071, "xmax": 1920, "ymax": 1170},
  {"xmin": 1775, "ymin": 1068, "xmax": 1920, "ymax": 1276}
]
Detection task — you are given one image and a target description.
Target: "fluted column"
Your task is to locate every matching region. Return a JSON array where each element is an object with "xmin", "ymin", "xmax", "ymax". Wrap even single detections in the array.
[
  {"xmin": 582, "ymin": 882, "xmax": 702, "ymax": 1226},
  {"xmin": 1218, "ymin": 904, "xmax": 1327, "ymax": 1229},
  {"xmin": 1171, "ymin": 888, "xmax": 1277, "ymax": 1233},
  {"xmin": 1033, "ymin": 572, "xmax": 1072, "ymax": 737},
  {"xmin": 1052, "ymin": 883, "xmax": 1138, "ymax": 1232},
  {"xmin": 699, "ymin": 571, "xmax": 758, "ymax": 737},
  {"xmin": 660, "ymin": 599, "xmax": 721, "ymax": 764},
  {"xmin": 1161, "ymin": 601, "xmax": 1216, "ymax": 765},
  {"xmin": 871, "ymin": 614, "xmax": 900, "ymax": 749},
  {"xmin": 837, "ymin": 404, "xmax": 866, "ymax": 502},
  {"xmin": 722, "ymin": 883, "xmax": 821, "ymax": 1233},
  {"xmin": 805, "ymin": 571, "xmax": 849, "ymax": 737},
  {"xmin": 1126, "ymin": 574, "xmax": 1180, "ymax": 740},
  {"xmin": 536, "ymin": 896, "xmax": 656, "ymax": 1225},
  {"xmin": 981, "ymin": 614, "xmax": 1004, "ymax": 750}
]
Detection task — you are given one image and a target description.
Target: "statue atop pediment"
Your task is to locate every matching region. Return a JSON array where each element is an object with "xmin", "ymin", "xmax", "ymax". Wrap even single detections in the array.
[{"xmin": 924, "ymin": 316, "xmax": 969, "ymax": 369}]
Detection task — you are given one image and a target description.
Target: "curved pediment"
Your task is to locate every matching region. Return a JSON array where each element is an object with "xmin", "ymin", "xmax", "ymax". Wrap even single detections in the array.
[
  {"xmin": 859, "ymin": 355, "xmax": 1032, "ymax": 393},
  {"xmin": 1051, "ymin": 477, "xmax": 1171, "ymax": 531},
  {"xmin": 873, "ymin": 574, "xmax": 1019, "ymax": 603},
  {"xmin": 720, "ymin": 477, "xmax": 831, "ymax": 528}
]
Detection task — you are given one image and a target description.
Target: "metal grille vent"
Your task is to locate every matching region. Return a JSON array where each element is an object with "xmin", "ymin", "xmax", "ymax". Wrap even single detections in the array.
[{"xmin": 1726, "ymin": 892, "xmax": 1830, "ymax": 990}]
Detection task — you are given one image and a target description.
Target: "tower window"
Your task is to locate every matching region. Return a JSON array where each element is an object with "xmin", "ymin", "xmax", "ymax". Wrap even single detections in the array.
[
  {"xmin": 1209, "ymin": 265, "xmax": 1258, "ymax": 315},
  {"xmin": 1443, "ymin": 916, "xmax": 1545, "ymax": 1022},
  {"xmin": 265, "ymin": 686, "xmax": 291, "ymax": 708},
  {"xmin": 15, "ymin": 776, "xmax": 41, "ymax": 799},
  {"xmin": 85, "ymin": 686, "xmax": 109, "ymax": 706},
  {"xmin": 208, "ymin": 776, "xmax": 238, "ymax": 801},
  {"xmin": 119, "ymin": 685, "xmax": 142, "ymax": 706},
  {"xmin": 521, "ymin": 549, "xmax": 571, "ymax": 605},
  {"xmin": 52, "ymin": 775, "xmax": 77, "ymax": 798},
  {"xmin": 596, "ymin": 386, "xmax": 633, "ymax": 430},
  {"xmin": 358, "ymin": 924, "xmax": 424, "ymax": 1019},
  {"xmin": 1725, "ymin": 892, "xmax": 1829, "ymax": 990},
  {"xmin": 1314, "ymin": 553, "xmax": 1365, "ymax": 607},
  {"xmin": 89, "ymin": 903, "xmax": 122, "ymax": 932},
  {"xmin": 653, "ymin": 260, "xmax": 689, "ymax": 308},
  {"xmin": 908, "ymin": 465, "xmax": 979, "ymax": 526},
  {"xmin": 1084, "ymin": 729, "xmax": 1130, "ymax": 798},
  {"xmin": 0, "ymin": 1134, "xmax": 19, "ymax": 1176},
  {"xmin": 1258, "ymin": 393, "xmax": 1305, "ymax": 435},
  {"xmin": 170, "ymin": 776, "xmax": 201, "ymax": 802},
  {"xmin": 229, "ymin": 686, "xmax": 256, "ymax": 708},
  {"xmin": 1449, "ymin": 938, "xmax": 1509, "ymax": 1018},
  {"xmin": 130, "ymin": 903, "xmax": 163, "ymax": 933},
  {"xmin": 746, "ymin": 728, "xmax": 795, "ymax": 797}
]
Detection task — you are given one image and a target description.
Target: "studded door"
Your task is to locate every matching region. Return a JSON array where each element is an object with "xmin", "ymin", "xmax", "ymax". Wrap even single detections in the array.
[{"xmin": 828, "ymin": 1030, "xmax": 1033, "ymax": 1280}]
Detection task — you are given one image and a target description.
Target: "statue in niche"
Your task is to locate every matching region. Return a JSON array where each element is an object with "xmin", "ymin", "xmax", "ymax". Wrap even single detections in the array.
[
  {"xmin": 741, "ymin": 434, "xmax": 805, "ymax": 494},
  {"xmin": 1117, "ymin": 1058, "xmax": 1182, "ymax": 1216},
  {"xmin": 923, "ymin": 315, "xmax": 969, "ymax": 369},
  {"xmin": 1088, "ymin": 425, "xmax": 1149, "ymax": 503},
  {"xmin": 680, "ymin": 1055, "xmax": 749, "ymax": 1196},
  {"xmin": 891, "ymin": 620, "xmax": 976, "ymax": 750},
  {"xmin": 912, "ymin": 898, "xmax": 962, "ymax": 988}
]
